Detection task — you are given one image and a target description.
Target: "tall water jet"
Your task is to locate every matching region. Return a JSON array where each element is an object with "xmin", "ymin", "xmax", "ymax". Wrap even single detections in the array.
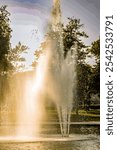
[
  {"xmin": 42, "ymin": 0, "xmax": 75, "ymax": 137},
  {"xmin": 16, "ymin": 72, "xmax": 44, "ymax": 137},
  {"xmin": 16, "ymin": 51, "xmax": 49, "ymax": 137}
]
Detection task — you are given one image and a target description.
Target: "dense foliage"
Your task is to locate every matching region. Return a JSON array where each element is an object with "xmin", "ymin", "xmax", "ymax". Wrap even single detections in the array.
[
  {"xmin": 0, "ymin": 5, "xmax": 12, "ymax": 75},
  {"xmin": 0, "ymin": 5, "xmax": 28, "ymax": 75},
  {"xmin": 0, "ymin": 6, "xmax": 28, "ymax": 103}
]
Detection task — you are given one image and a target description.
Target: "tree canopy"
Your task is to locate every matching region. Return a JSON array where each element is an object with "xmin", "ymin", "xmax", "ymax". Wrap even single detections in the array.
[
  {"xmin": 0, "ymin": 5, "xmax": 12, "ymax": 76},
  {"xmin": 0, "ymin": 5, "xmax": 29, "ymax": 75},
  {"xmin": 8, "ymin": 42, "xmax": 28, "ymax": 72},
  {"xmin": 88, "ymin": 38, "xmax": 100, "ymax": 95}
]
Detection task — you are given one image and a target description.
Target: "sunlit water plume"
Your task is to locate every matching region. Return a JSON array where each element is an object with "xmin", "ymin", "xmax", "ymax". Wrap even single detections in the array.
[
  {"xmin": 0, "ymin": 0, "xmax": 75, "ymax": 138},
  {"xmin": 37, "ymin": 0, "xmax": 75, "ymax": 137}
]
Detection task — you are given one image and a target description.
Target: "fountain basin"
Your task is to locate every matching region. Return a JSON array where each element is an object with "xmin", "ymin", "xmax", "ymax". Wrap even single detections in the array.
[
  {"xmin": 0, "ymin": 134, "xmax": 99, "ymax": 143},
  {"xmin": 0, "ymin": 134, "xmax": 100, "ymax": 150}
]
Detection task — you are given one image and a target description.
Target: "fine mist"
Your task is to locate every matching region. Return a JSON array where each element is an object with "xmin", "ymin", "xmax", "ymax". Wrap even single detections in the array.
[{"xmin": 0, "ymin": 0, "xmax": 75, "ymax": 138}]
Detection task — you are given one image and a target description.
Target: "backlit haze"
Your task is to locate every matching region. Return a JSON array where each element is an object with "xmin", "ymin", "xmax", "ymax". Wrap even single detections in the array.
[{"xmin": 0, "ymin": 0, "xmax": 100, "ymax": 68}]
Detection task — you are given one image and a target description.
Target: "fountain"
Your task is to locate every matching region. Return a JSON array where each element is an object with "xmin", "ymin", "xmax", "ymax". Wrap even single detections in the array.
[
  {"xmin": 0, "ymin": 1, "xmax": 99, "ymax": 149},
  {"xmin": 16, "ymin": 0, "xmax": 75, "ymax": 137},
  {"xmin": 43, "ymin": 0, "xmax": 75, "ymax": 137},
  {"xmin": 0, "ymin": 0, "xmax": 75, "ymax": 138}
]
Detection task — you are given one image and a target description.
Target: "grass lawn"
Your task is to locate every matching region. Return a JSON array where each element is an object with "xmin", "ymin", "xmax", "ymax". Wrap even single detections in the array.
[
  {"xmin": 45, "ymin": 108, "xmax": 100, "ymax": 122},
  {"xmin": 71, "ymin": 109, "xmax": 100, "ymax": 122}
]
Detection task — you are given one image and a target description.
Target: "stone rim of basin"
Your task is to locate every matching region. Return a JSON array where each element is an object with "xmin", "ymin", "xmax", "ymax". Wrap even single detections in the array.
[{"xmin": 0, "ymin": 134, "xmax": 99, "ymax": 143}]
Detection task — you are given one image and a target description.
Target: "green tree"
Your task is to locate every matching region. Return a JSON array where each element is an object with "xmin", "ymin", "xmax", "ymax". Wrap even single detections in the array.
[
  {"xmin": 89, "ymin": 38, "xmax": 100, "ymax": 63},
  {"xmin": 8, "ymin": 42, "xmax": 28, "ymax": 73},
  {"xmin": 62, "ymin": 18, "xmax": 91, "ymax": 114},
  {"xmin": 0, "ymin": 6, "xmax": 28, "ymax": 74},
  {"xmin": 0, "ymin": 5, "xmax": 12, "ymax": 104},
  {"xmin": 0, "ymin": 5, "xmax": 12, "ymax": 76},
  {"xmin": 0, "ymin": 6, "xmax": 28, "ymax": 104},
  {"xmin": 31, "ymin": 42, "xmax": 44, "ymax": 68},
  {"xmin": 88, "ymin": 38, "xmax": 100, "ymax": 95},
  {"xmin": 74, "ymin": 63, "xmax": 93, "ymax": 113},
  {"xmin": 63, "ymin": 18, "xmax": 88, "ymax": 58}
]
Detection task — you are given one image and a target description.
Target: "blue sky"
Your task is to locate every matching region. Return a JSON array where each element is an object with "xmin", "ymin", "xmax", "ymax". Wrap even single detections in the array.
[{"xmin": 0, "ymin": 0, "xmax": 100, "ymax": 67}]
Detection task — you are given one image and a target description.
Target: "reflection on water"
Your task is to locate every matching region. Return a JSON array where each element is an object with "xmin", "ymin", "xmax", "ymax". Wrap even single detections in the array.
[
  {"xmin": 0, "ymin": 140, "xmax": 99, "ymax": 150},
  {"xmin": 0, "ymin": 135, "xmax": 99, "ymax": 150}
]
